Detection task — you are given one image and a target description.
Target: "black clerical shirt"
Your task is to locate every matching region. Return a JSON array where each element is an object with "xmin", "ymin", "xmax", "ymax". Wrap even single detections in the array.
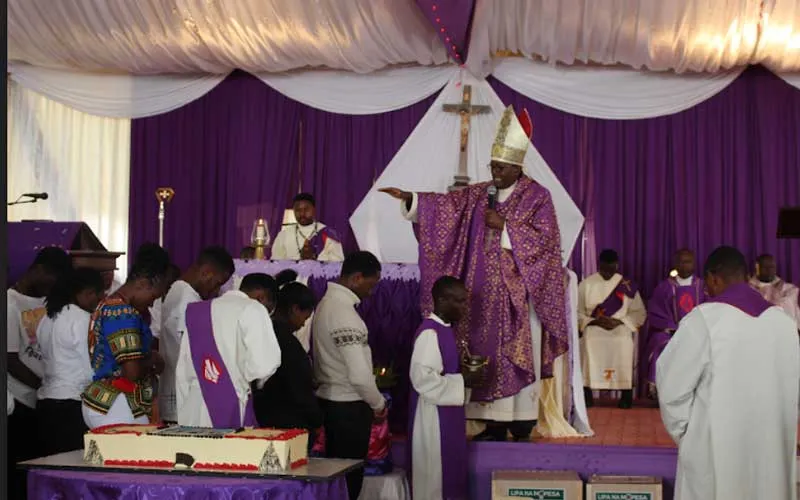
[{"xmin": 252, "ymin": 318, "xmax": 323, "ymax": 431}]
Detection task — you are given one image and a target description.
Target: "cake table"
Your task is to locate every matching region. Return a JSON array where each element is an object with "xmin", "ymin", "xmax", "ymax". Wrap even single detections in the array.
[{"xmin": 21, "ymin": 450, "xmax": 357, "ymax": 499}]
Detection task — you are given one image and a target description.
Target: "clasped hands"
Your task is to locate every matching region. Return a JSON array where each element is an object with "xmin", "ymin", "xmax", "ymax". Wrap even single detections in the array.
[
  {"xmin": 300, "ymin": 241, "xmax": 317, "ymax": 260},
  {"xmin": 379, "ymin": 187, "xmax": 505, "ymax": 230},
  {"xmin": 590, "ymin": 317, "xmax": 624, "ymax": 330}
]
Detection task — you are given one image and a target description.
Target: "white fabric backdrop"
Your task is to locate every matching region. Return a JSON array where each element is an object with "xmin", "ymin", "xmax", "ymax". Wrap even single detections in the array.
[
  {"xmin": 349, "ymin": 71, "xmax": 585, "ymax": 265},
  {"xmin": 7, "ymin": 81, "xmax": 132, "ymax": 278},
  {"xmin": 7, "ymin": 0, "xmax": 448, "ymax": 74},
  {"xmin": 778, "ymin": 73, "xmax": 800, "ymax": 91},
  {"xmin": 491, "ymin": 57, "xmax": 743, "ymax": 119},
  {"xmin": 9, "ymin": 63, "xmax": 228, "ymax": 119}
]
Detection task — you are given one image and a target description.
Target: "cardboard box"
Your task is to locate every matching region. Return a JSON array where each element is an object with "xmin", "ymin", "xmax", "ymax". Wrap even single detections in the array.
[
  {"xmin": 492, "ymin": 470, "xmax": 583, "ymax": 499},
  {"xmin": 586, "ymin": 475, "xmax": 663, "ymax": 500}
]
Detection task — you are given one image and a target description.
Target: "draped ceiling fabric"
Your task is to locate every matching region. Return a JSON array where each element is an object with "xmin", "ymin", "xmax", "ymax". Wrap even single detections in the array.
[{"xmin": 8, "ymin": 0, "xmax": 800, "ymax": 74}]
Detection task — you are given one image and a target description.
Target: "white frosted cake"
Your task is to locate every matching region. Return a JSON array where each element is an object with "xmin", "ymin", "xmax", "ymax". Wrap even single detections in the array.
[{"xmin": 83, "ymin": 424, "xmax": 309, "ymax": 473}]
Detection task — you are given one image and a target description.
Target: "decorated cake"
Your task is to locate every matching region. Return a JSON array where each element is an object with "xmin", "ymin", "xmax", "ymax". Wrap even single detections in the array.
[{"xmin": 84, "ymin": 424, "xmax": 308, "ymax": 473}]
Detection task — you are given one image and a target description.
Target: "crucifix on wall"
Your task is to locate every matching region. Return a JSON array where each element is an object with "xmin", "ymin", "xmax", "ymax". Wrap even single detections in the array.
[{"xmin": 442, "ymin": 85, "xmax": 491, "ymax": 191}]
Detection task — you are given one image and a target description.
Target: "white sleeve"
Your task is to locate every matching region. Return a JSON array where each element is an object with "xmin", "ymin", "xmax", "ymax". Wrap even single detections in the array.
[
  {"xmin": 66, "ymin": 313, "xmax": 90, "ymax": 350},
  {"xmin": 319, "ymin": 239, "xmax": 345, "ymax": 262},
  {"xmin": 656, "ymin": 309, "xmax": 710, "ymax": 444},
  {"xmin": 240, "ymin": 302, "xmax": 281, "ymax": 385},
  {"xmin": 149, "ymin": 301, "xmax": 162, "ymax": 339},
  {"xmin": 332, "ymin": 326, "xmax": 385, "ymax": 411},
  {"xmin": 6, "ymin": 300, "xmax": 20, "ymax": 353},
  {"xmin": 409, "ymin": 330, "xmax": 465, "ymax": 406},
  {"xmin": 400, "ymin": 193, "xmax": 419, "ymax": 223},
  {"xmin": 577, "ymin": 281, "xmax": 593, "ymax": 332},
  {"xmin": 7, "ymin": 390, "xmax": 14, "ymax": 415},
  {"xmin": 175, "ymin": 334, "xmax": 193, "ymax": 417},
  {"xmin": 500, "ymin": 227, "xmax": 513, "ymax": 250},
  {"xmin": 270, "ymin": 229, "xmax": 288, "ymax": 260},
  {"xmin": 622, "ymin": 292, "xmax": 647, "ymax": 331}
]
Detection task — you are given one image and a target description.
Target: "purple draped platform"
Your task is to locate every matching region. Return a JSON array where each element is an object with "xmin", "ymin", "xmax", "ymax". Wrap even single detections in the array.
[
  {"xmin": 389, "ymin": 439, "xmax": 678, "ymax": 500},
  {"xmin": 27, "ymin": 469, "xmax": 348, "ymax": 500}
]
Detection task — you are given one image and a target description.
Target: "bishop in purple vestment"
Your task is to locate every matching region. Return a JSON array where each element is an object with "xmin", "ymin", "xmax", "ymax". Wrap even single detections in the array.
[
  {"xmin": 645, "ymin": 249, "xmax": 707, "ymax": 393},
  {"xmin": 382, "ymin": 106, "xmax": 569, "ymax": 441}
]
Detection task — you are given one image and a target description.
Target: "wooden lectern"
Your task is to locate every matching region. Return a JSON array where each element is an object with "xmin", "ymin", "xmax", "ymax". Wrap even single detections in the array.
[
  {"xmin": 777, "ymin": 207, "xmax": 800, "ymax": 239},
  {"xmin": 7, "ymin": 221, "xmax": 124, "ymax": 286}
]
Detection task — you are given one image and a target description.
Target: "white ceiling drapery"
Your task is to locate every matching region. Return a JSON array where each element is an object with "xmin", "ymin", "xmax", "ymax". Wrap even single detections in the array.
[
  {"xmin": 7, "ymin": 0, "xmax": 449, "ymax": 74},
  {"xmin": 8, "ymin": 0, "xmax": 800, "ymax": 74}
]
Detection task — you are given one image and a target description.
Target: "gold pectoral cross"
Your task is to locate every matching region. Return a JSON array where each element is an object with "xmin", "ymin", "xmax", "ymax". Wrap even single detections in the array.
[{"xmin": 442, "ymin": 85, "xmax": 491, "ymax": 191}]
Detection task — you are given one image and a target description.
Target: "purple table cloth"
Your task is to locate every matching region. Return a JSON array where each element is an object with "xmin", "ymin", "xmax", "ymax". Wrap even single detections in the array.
[
  {"xmin": 228, "ymin": 260, "xmax": 422, "ymax": 435},
  {"xmin": 28, "ymin": 468, "xmax": 349, "ymax": 500}
]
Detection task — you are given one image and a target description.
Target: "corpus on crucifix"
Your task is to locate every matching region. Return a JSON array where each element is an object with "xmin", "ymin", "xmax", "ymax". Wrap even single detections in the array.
[{"xmin": 442, "ymin": 85, "xmax": 491, "ymax": 190}]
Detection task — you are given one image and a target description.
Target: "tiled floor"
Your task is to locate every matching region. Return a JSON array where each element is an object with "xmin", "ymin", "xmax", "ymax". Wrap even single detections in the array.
[{"xmin": 536, "ymin": 406, "xmax": 676, "ymax": 448}]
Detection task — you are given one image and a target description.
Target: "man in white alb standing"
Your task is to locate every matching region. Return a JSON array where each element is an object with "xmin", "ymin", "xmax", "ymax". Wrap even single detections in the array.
[
  {"xmin": 159, "ymin": 246, "xmax": 234, "ymax": 423},
  {"xmin": 657, "ymin": 246, "xmax": 799, "ymax": 500}
]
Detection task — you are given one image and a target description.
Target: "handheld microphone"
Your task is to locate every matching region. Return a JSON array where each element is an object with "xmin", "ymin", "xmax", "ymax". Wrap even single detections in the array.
[
  {"xmin": 22, "ymin": 192, "xmax": 49, "ymax": 200},
  {"xmin": 487, "ymin": 185, "xmax": 497, "ymax": 210}
]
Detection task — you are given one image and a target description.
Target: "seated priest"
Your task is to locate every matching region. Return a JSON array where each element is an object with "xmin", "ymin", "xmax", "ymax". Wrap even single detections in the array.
[
  {"xmin": 252, "ymin": 275, "xmax": 321, "ymax": 435},
  {"xmin": 749, "ymin": 254, "xmax": 800, "ymax": 329},
  {"xmin": 409, "ymin": 276, "xmax": 482, "ymax": 500},
  {"xmin": 579, "ymin": 249, "xmax": 646, "ymax": 409},
  {"xmin": 175, "ymin": 273, "xmax": 280, "ymax": 428},
  {"xmin": 271, "ymin": 193, "xmax": 345, "ymax": 262},
  {"xmin": 644, "ymin": 249, "xmax": 706, "ymax": 396},
  {"xmin": 81, "ymin": 244, "xmax": 169, "ymax": 429}
]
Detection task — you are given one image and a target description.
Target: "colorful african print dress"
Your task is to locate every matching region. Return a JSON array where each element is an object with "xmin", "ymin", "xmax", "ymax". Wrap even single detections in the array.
[{"xmin": 81, "ymin": 295, "xmax": 155, "ymax": 419}]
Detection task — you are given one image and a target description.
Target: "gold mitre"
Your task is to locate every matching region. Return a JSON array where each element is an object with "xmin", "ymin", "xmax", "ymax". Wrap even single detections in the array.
[{"xmin": 490, "ymin": 106, "xmax": 533, "ymax": 167}]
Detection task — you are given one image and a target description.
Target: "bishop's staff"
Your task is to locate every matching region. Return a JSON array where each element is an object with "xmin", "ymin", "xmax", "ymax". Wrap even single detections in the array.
[{"xmin": 155, "ymin": 187, "xmax": 175, "ymax": 247}]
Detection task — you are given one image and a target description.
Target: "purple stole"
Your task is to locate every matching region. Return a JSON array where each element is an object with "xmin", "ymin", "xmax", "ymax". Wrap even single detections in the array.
[
  {"xmin": 185, "ymin": 301, "xmax": 257, "ymax": 429},
  {"xmin": 591, "ymin": 277, "xmax": 639, "ymax": 318},
  {"xmin": 408, "ymin": 318, "xmax": 467, "ymax": 500},
  {"xmin": 707, "ymin": 282, "xmax": 772, "ymax": 317},
  {"xmin": 308, "ymin": 227, "xmax": 339, "ymax": 256}
]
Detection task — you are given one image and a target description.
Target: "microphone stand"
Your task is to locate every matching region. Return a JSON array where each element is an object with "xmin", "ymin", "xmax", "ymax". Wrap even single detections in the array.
[{"xmin": 7, "ymin": 195, "xmax": 40, "ymax": 206}]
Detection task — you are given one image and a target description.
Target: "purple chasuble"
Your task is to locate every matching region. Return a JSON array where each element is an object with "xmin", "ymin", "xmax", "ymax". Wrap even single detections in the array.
[
  {"xmin": 707, "ymin": 282, "xmax": 772, "ymax": 317},
  {"xmin": 415, "ymin": 176, "xmax": 568, "ymax": 402},
  {"xmin": 308, "ymin": 227, "xmax": 339, "ymax": 256},
  {"xmin": 408, "ymin": 318, "xmax": 467, "ymax": 500},
  {"xmin": 645, "ymin": 277, "xmax": 706, "ymax": 384},
  {"xmin": 185, "ymin": 301, "xmax": 257, "ymax": 428},
  {"xmin": 591, "ymin": 277, "xmax": 639, "ymax": 319}
]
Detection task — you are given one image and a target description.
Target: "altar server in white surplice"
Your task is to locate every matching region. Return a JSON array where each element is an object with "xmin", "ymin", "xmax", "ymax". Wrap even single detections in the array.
[
  {"xmin": 579, "ymin": 249, "xmax": 646, "ymax": 409},
  {"xmin": 409, "ymin": 277, "xmax": 481, "ymax": 500},
  {"xmin": 176, "ymin": 273, "xmax": 281, "ymax": 428},
  {"xmin": 271, "ymin": 193, "xmax": 345, "ymax": 262},
  {"xmin": 657, "ymin": 246, "xmax": 799, "ymax": 500}
]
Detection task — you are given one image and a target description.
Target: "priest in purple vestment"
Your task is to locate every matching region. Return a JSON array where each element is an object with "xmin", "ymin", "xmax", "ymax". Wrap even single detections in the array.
[
  {"xmin": 381, "ymin": 106, "xmax": 569, "ymax": 442},
  {"xmin": 645, "ymin": 249, "xmax": 707, "ymax": 396}
]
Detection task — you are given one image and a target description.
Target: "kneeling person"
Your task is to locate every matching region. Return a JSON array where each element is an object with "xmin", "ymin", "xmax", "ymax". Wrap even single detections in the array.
[
  {"xmin": 176, "ymin": 273, "xmax": 281, "ymax": 428},
  {"xmin": 410, "ymin": 276, "xmax": 481, "ymax": 500}
]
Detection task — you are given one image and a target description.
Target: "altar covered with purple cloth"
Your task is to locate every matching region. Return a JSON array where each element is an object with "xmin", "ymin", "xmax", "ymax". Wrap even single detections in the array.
[{"xmin": 28, "ymin": 468, "xmax": 348, "ymax": 500}]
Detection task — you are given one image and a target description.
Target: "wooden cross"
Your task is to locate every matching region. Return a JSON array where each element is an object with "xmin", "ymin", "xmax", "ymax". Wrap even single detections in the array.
[{"xmin": 442, "ymin": 85, "xmax": 491, "ymax": 191}]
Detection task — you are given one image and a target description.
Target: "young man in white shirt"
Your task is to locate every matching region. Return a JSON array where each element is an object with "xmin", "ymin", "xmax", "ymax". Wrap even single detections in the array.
[
  {"xmin": 176, "ymin": 273, "xmax": 281, "ymax": 428},
  {"xmin": 271, "ymin": 193, "xmax": 345, "ymax": 262},
  {"xmin": 657, "ymin": 246, "xmax": 799, "ymax": 500},
  {"xmin": 6, "ymin": 247, "xmax": 73, "ymax": 497},
  {"xmin": 159, "ymin": 247, "xmax": 235, "ymax": 423},
  {"xmin": 313, "ymin": 251, "xmax": 386, "ymax": 500}
]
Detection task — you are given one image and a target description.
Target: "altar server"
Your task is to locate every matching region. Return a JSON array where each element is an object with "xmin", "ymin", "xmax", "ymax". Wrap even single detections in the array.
[
  {"xmin": 409, "ymin": 276, "xmax": 479, "ymax": 500},
  {"xmin": 176, "ymin": 273, "xmax": 281, "ymax": 428},
  {"xmin": 271, "ymin": 193, "xmax": 345, "ymax": 262},
  {"xmin": 160, "ymin": 247, "xmax": 234, "ymax": 423},
  {"xmin": 657, "ymin": 246, "xmax": 799, "ymax": 500},
  {"xmin": 579, "ymin": 249, "xmax": 646, "ymax": 408}
]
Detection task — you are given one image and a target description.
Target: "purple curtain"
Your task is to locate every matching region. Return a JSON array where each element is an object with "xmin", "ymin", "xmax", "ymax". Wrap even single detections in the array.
[
  {"xmin": 490, "ymin": 66, "xmax": 800, "ymax": 296},
  {"xmin": 297, "ymin": 97, "xmax": 436, "ymax": 252},
  {"xmin": 129, "ymin": 72, "xmax": 436, "ymax": 268}
]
